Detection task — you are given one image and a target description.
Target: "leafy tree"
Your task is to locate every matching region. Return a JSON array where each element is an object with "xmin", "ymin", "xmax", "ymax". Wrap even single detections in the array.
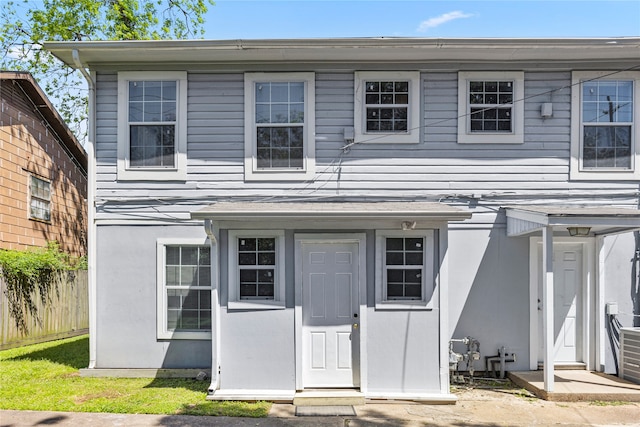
[{"xmin": 1, "ymin": 0, "xmax": 214, "ymax": 141}]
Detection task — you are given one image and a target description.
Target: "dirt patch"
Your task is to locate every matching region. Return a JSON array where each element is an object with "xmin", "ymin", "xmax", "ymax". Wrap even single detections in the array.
[{"xmin": 74, "ymin": 390, "xmax": 123, "ymax": 404}]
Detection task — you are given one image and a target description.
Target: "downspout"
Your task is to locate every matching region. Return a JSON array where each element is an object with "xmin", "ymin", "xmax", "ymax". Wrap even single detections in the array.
[
  {"xmin": 204, "ymin": 219, "xmax": 221, "ymax": 394},
  {"xmin": 72, "ymin": 50, "xmax": 97, "ymax": 369}
]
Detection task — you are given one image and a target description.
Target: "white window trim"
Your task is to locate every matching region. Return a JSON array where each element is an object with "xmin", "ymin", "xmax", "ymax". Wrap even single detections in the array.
[
  {"xmin": 457, "ymin": 71, "xmax": 524, "ymax": 144},
  {"xmin": 117, "ymin": 71, "xmax": 188, "ymax": 181},
  {"xmin": 228, "ymin": 230, "xmax": 286, "ymax": 310},
  {"xmin": 156, "ymin": 238, "xmax": 212, "ymax": 340},
  {"xmin": 570, "ymin": 71, "xmax": 640, "ymax": 181},
  {"xmin": 354, "ymin": 71, "xmax": 420, "ymax": 144},
  {"xmin": 28, "ymin": 174, "xmax": 51, "ymax": 222},
  {"xmin": 375, "ymin": 230, "xmax": 435, "ymax": 310},
  {"xmin": 244, "ymin": 73, "xmax": 316, "ymax": 181}
]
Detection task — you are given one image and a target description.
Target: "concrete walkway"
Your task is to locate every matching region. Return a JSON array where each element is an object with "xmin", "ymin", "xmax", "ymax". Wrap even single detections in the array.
[
  {"xmin": 509, "ymin": 370, "xmax": 640, "ymax": 401},
  {"xmin": 2, "ymin": 386, "xmax": 640, "ymax": 427}
]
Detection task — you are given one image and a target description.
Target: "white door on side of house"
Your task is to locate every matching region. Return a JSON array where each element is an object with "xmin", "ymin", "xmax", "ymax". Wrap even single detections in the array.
[
  {"xmin": 301, "ymin": 241, "xmax": 359, "ymax": 388},
  {"xmin": 538, "ymin": 243, "xmax": 583, "ymax": 364}
]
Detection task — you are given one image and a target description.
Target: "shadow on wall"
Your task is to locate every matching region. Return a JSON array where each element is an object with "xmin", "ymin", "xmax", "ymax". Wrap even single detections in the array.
[{"xmin": 450, "ymin": 223, "xmax": 530, "ymax": 374}]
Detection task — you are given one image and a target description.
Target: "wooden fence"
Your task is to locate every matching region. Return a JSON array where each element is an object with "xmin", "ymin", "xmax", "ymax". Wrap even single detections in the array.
[{"xmin": 0, "ymin": 270, "xmax": 88, "ymax": 350}]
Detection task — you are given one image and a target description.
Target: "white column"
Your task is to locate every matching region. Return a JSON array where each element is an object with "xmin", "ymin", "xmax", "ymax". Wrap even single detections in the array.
[
  {"xmin": 438, "ymin": 224, "xmax": 451, "ymax": 394},
  {"xmin": 542, "ymin": 226, "xmax": 555, "ymax": 392},
  {"xmin": 204, "ymin": 220, "xmax": 221, "ymax": 394}
]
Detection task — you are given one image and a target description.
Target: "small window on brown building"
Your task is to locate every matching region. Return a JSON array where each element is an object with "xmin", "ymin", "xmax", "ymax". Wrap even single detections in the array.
[{"xmin": 29, "ymin": 175, "xmax": 51, "ymax": 221}]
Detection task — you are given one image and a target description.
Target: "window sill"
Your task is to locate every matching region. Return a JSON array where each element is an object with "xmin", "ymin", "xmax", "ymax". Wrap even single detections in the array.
[
  {"xmin": 243, "ymin": 168, "xmax": 315, "ymax": 182},
  {"xmin": 117, "ymin": 167, "xmax": 187, "ymax": 181},
  {"xmin": 374, "ymin": 301, "xmax": 433, "ymax": 311},
  {"xmin": 354, "ymin": 133, "xmax": 420, "ymax": 144},
  {"xmin": 458, "ymin": 133, "xmax": 523, "ymax": 144},
  {"xmin": 570, "ymin": 169, "xmax": 639, "ymax": 181},
  {"xmin": 228, "ymin": 300, "xmax": 286, "ymax": 311},
  {"xmin": 157, "ymin": 331, "xmax": 212, "ymax": 340}
]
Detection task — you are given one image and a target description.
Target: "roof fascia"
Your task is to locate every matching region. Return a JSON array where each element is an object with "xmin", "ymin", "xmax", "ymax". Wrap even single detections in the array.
[{"xmin": 44, "ymin": 37, "xmax": 640, "ymax": 70}]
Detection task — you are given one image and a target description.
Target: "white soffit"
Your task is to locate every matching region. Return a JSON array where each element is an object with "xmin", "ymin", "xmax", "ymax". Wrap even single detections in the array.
[
  {"xmin": 505, "ymin": 206, "xmax": 640, "ymax": 236},
  {"xmin": 44, "ymin": 37, "xmax": 640, "ymax": 68}
]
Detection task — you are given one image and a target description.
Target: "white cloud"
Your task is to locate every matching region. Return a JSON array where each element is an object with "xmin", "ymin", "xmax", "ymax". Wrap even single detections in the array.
[{"xmin": 417, "ymin": 11, "xmax": 474, "ymax": 32}]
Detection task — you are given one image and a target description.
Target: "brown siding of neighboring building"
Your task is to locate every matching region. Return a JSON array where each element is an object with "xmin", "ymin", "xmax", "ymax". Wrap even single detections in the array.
[{"xmin": 0, "ymin": 78, "xmax": 87, "ymax": 258}]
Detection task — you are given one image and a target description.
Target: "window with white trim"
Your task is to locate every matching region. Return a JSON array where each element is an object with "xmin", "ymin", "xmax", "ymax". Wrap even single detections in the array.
[
  {"xmin": 354, "ymin": 71, "xmax": 420, "ymax": 144},
  {"xmin": 244, "ymin": 73, "xmax": 315, "ymax": 181},
  {"xmin": 117, "ymin": 72, "xmax": 187, "ymax": 180},
  {"xmin": 157, "ymin": 239, "xmax": 211, "ymax": 339},
  {"xmin": 228, "ymin": 230, "xmax": 286, "ymax": 309},
  {"xmin": 570, "ymin": 71, "xmax": 640, "ymax": 180},
  {"xmin": 375, "ymin": 230, "xmax": 435, "ymax": 309},
  {"xmin": 29, "ymin": 175, "xmax": 51, "ymax": 222},
  {"xmin": 458, "ymin": 71, "xmax": 524, "ymax": 144}
]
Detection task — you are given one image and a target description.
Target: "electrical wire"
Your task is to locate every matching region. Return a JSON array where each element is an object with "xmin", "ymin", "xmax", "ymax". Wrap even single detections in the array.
[{"xmin": 93, "ymin": 63, "xmax": 640, "ymax": 213}]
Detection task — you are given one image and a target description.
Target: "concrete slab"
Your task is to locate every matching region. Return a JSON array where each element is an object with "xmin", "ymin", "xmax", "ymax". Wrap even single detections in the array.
[
  {"xmin": 509, "ymin": 370, "xmax": 640, "ymax": 401},
  {"xmin": 293, "ymin": 389, "xmax": 365, "ymax": 406},
  {"xmin": 295, "ymin": 405, "xmax": 356, "ymax": 416}
]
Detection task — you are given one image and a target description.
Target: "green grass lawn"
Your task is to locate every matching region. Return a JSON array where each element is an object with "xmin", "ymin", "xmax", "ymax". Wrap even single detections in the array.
[{"xmin": 0, "ymin": 335, "xmax": 270, "ymax": 417}]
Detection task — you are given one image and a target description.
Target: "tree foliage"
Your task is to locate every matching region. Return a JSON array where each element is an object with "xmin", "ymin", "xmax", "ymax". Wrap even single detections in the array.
[
  {"xmin": 0, "ymin": 0, "xmax": 214, "ymax": 141},
  {"xmin": 0, "ymin": 242, "xmax": 86, "ymax": 333}
]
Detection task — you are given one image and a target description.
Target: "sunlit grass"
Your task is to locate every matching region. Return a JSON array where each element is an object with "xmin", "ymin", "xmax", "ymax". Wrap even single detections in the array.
[{"xmin": 0, "ymin": 335, "xmax": 270, "ymax": 416}]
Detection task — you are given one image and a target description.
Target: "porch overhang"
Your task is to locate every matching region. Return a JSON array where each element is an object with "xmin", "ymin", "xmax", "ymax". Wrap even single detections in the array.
[
  {"xmin": 505, "ymin": 206, "xmax": 640, "ymax": 237},
  {"xmin": 505, "ymin": 205, "xmax": 639, "ymax": 394},
  {"xmin": 191, "ymin": 201, "xmax": 471, "ymax": 228}
]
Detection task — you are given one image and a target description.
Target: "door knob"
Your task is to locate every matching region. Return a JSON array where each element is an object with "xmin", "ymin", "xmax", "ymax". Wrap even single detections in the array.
[{"xmin": 353, "ymin": 323, "xmax": 358, "ymax": 329}]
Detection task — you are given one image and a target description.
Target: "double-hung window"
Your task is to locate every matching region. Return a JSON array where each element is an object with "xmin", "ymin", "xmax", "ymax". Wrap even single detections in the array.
[
  {"xmin": 157, "ymin": 239, "xmax": 211, "ymax": 339},
  {"xmin": 244, "ymin": 73, "xmax": 315, "ymax": 181},
  {"xmin": 571, "ymin": 71, "xmax": 639, "ymax": 180},
  {"xmin": 375, "ymin": 231, "xmax": 435, "ymax": 309},
  {"xmin": 228, "ymin": 230, "xmax": 286, "ymax": 309},
  {"xmin": 354, "ymin": 72, "xmax": 420, "ymax": 144},
  {"xmin": 29, "ymin": 175, "xmax": 51, "ymax": 222},
  {"xmin": 117, "ymin": 72, "xmax": 187, "ymax": 180},
  {"xmin": 458, "ymin": 72, "xmax": 524, "ymax": 144}
]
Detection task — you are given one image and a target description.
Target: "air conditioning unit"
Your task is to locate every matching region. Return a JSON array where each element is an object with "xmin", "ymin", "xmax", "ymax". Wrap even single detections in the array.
[{"xmin": 620, "ymin": 328, "xmax": 640, "ymax": 385}]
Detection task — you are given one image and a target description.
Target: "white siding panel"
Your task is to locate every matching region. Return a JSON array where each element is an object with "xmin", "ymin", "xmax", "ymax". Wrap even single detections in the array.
[{"xmin": 92, "ymin": 70, "xmax": 638, "ymax": 219}]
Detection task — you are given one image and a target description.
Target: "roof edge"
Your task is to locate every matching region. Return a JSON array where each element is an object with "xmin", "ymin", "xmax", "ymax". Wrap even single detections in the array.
[{"xmin": 1, "ymin": 71, "xmax": 87, "ymax": 173}]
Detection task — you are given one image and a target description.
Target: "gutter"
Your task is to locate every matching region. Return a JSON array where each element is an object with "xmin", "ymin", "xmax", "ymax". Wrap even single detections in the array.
[{"xmin": 72, "ymin": 50, "xmax": 97, "ymax": 370}]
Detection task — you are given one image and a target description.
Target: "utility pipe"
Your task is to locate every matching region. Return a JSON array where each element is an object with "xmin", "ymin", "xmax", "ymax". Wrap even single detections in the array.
[{"xmin": 71, "ymin": 50, "xmax": 97, "ymax": 369}]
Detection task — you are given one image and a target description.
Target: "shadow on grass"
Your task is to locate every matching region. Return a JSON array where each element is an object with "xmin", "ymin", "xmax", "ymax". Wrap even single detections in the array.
[{"xmin": 7, "ymin": 336, "xmax": 89, "ymax": 369}]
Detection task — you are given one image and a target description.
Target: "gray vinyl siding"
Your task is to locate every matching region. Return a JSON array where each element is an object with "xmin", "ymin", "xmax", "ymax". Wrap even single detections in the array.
[{"xmin": 93, "ymin": 69, "xmax": 638, "ymax": 220}]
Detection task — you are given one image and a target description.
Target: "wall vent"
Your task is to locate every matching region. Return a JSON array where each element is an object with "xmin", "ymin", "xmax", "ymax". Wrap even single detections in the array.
[{"xmin": 620, "ymin": 328, "xmax": 640, "ymax": 385}]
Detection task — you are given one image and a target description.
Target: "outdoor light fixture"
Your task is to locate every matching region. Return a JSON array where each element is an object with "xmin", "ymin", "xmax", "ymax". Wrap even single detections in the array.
[
  {"xmin": 567, "ymin": 226, "xmax": 591, "ymax": 237},
  {"xmin": 402, "ymin": 221, "xmax": 417, "ymax": 231}
]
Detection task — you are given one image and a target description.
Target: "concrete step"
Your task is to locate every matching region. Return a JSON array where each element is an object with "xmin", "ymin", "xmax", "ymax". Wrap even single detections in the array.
[
  {"xmin": 293, "ymin": 389, "xmax": 365, "ymax": 406},
  {"xmin": 537, "ymin": 362, "xmax": 587, "ymax": 370}
]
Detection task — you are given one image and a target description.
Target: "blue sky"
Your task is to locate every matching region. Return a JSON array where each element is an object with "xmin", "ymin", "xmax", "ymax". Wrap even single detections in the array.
[{"xmin": 204, "ymin": 0, "xmax": 640, "ymax": 39}]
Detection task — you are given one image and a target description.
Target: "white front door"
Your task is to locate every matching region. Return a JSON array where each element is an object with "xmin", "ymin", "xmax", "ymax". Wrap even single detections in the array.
[
  {"xmin": 538, "ymin": 243, "xmax": 583, "ymax": 364},
  {"xmin": 301, "ymin": 241, "xmax": 359, "ymax": 388}
]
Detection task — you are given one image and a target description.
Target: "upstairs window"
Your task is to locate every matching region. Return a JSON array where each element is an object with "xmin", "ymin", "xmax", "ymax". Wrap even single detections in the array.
[
  {"xmin": 458, "ymin": 72, "xmax": 524, "ymax": 144},
  {"xmin": 128, "ymin": 80, "xmax": 176, "ymax": 168},
  {"xmin": 244, "ymin": 73, "xmax": 315, "ymax": 181},
  {"xmin": 354, "ymin": 72, "xmax": 420, "ymax": 144},
  {"xmin": 571, "ymin": 71, "xmax": 639, "ymax": 180},
  {"xmin": 29, "ymin": 175, "xmax": 51, "ymax": 222},
  {"xmin": 117, "ymin": 72, "xmax": 187, "ymax": 181}
]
